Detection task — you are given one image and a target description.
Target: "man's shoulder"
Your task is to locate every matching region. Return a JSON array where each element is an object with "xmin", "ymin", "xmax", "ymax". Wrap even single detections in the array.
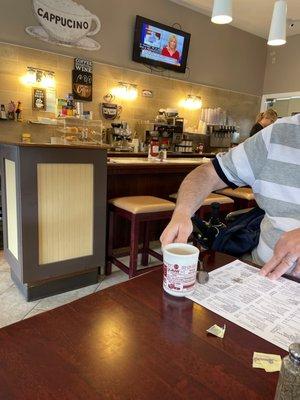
[
  {"xmin": 269, "ymin": 115, "xmax": 300, "ymax": 147},
  {"xmin": 273, "ymin": 114, "xmax": 300, "ymax": 126}
]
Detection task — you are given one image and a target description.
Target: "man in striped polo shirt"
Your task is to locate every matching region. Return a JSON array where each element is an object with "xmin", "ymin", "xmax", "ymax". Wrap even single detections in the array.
[{"xmin": 161, "ymin": 114, "xmax": 300, "ymax": 280}]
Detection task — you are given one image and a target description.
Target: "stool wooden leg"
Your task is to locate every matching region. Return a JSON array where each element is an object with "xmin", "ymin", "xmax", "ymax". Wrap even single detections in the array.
[
  {"xmin": 129, "ymin": 215, "xmax": 139, "ymax": 278},
  {"xmin": 105, "ymin": 209, "xmax": 114, "ymax": 276},
  {"xmin": 141, "ymin": 221, "xmax": 149, "ymax": 267}
]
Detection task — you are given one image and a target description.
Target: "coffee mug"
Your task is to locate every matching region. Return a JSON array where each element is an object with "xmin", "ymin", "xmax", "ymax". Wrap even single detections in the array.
[
  {"xmin": 162, "ymin": 243, "xmax": 199, "ymax": 297},
  {"xmin": 33, "ymin": 0, "xmax": 101, "ymax": 44}
]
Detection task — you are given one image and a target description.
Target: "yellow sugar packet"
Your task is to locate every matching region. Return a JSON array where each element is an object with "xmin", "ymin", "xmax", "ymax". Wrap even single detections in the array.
[
  {"xmin": 264, "ymin": 362, "xmax": 282, "ymax": 373},
  {"xmin": 206, "ymin": 324, "xmax": 226, "ymax": 338},
  {"xmin": 252, "ymin": 352, "xmax": 282, "ymax": 372}
]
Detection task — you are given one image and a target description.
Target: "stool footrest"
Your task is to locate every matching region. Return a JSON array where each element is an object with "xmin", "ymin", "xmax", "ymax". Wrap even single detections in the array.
[
  {"xmin": 111, "ymin": 257, "xmax": 131, "ymax": 276},
  {"xmin": 111, "ymin": 256, "xmax": 162, "ymax": 278},
  {"xmin": 107, "ymin": 197, "xmax": 173, "ymax": 278},
  {"xmin": 147, "ymin": 249, "xmax": 163, "ymax": 262}
]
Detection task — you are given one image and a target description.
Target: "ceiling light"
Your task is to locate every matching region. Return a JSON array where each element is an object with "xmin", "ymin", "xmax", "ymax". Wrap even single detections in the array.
[
  {"xmin": 211, "ymin": 0, "xmax": 232, "ymax": 25},
  {"xmin": 111, "ymin": 83, "xmax": 138, "ymax": 100},
  {"xmin": 181, "ymin": 95, "xmax": 202, "ymax": 110},
  {"xmin": 268, "ymin": 0, "xmax": 287, "ymax": 46},
  {"xmin": 21, "ymin": 67, "xmax": 56, "ymax": 88},
  {"xmin": 21, "ymin": 68, "xmax": 36, "ymax": 85},
  {"xmin": 41, "ymin": 73, "xmax": 56, "ymax": 88}
]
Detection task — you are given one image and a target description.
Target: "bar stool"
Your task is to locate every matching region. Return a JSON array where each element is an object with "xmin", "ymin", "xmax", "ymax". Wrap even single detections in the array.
[
  {"xmin": 169, "ymin": 193, "xmax": 234, "ymax": 219},
  {"xmin": 214, "ymin": 187, "xmax": 256, "ymax": 210},
  {"xmin": 106, "ymin": 196, "xmax": 175, "ymax": 278}
]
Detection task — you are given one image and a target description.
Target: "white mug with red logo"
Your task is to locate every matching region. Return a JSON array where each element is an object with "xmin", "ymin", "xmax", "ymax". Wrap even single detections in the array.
[{"xmin": 162, "ymin": 243, "xmax": 199, "ymax": 297}]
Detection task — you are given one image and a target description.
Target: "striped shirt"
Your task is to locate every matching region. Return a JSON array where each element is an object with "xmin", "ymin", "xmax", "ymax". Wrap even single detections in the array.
[{"xmin": 212, "ymin": 114, "xmax": 300, "ymax": 267}]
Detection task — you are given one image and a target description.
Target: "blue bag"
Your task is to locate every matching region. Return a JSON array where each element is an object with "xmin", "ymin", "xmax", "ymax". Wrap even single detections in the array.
[{"xmin": 211, "ymin": 207, "xmax": 265, "ymax": 256}]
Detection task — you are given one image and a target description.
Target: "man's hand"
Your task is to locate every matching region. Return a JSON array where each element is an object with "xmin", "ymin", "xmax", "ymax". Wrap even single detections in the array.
[
  {"xmin": 160, "ymin": 162, "xmax": 227, "ymax": 247},
  {"xmin": 260, "ymin": 228, "xmax": 300, "ymax": 280},
  {"xmin": 160, "ymin": 211, "xmax": 193, "ymax": 247}
]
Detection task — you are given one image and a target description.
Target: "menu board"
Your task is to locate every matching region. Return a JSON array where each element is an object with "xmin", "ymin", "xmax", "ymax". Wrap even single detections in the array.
[
  {"xmin": 72, "ymin": 57, "xmax": 93, "ymax": 101},
  {"xmin": 188, "ymin": 260, "xmax": 300, "ymax": 351},
  {"xmin": 32, "ymin": 88, "xmax": 46, "ymax": 110}
]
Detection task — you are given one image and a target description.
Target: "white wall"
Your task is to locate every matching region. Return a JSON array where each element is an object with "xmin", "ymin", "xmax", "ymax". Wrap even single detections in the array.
[{"xmin": 0, "ymin": 0, "xmax": 267, "ymax": 96}]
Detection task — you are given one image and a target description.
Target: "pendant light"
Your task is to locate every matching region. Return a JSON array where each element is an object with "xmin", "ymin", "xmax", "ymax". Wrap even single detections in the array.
[
  {"xmin": 211, "ymin": 0, "xmax": 233, "ymax": 25},
  {"xmin": 268, "ymin": 0, "xmax": 287, "ymax": 46}
]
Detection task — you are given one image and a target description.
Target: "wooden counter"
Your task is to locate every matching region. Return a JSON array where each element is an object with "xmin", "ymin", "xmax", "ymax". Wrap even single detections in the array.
[
  {"xmin": 107, "ymin": 157, "xmax": 209, "ymax": 248},
  {"xmin": 108, "ymin": 151, "xmax": 216, "ymax": 158},
  {"xmin": 107, "ymin": 157, "xmax": 207, "ymax": 200},
  {"xmin": 0, "ymin": 143, "xmax": 107, "ymax": 301}
]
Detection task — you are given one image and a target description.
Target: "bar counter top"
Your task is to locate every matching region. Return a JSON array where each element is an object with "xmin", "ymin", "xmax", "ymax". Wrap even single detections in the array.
[
  {"xmin": 0, "ymin": 141, "xmax": 110, "ymax": 150},
  {"xmin": 0, "ymin": 141, "xmax": 215, "ymax": 157},
  {"xmin": 107, "ymin": 151, "xmax": 216, "ymax": 158},
  {"xmin": 108, "ymin": 157, "xmax": 210, "ymax": 165}
]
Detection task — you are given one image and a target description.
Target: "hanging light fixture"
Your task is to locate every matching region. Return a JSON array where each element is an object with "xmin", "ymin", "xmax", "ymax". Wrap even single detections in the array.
[
  {"xmin": 111, "ymin": 82, "xmax": 138, "ymax": 100},
  {"xmin": 21, "ymin": 67, "xmax": 56, "ymax": 88},
  {"xmin": 268, "ymin": 0, "xmax": 287, "ymax": 46},
  {"xmin": 180, "ymin": 95, "xmax": 202, "ymax": 110},
  {"xmin": 211, "ymin": 0, "xmax": 233, "ymax": 25}
]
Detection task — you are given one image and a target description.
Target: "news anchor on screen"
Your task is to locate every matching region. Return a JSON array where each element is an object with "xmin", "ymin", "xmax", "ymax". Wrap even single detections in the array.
[{"xmin": 161, "ymin": 34, "xmax": 180, "ymax": 64}]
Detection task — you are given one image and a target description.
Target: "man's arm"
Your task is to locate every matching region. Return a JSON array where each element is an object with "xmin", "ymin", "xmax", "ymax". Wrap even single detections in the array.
[{"xmin": 160, "ymin": 162, "xmax": 227, "ymax": 246}]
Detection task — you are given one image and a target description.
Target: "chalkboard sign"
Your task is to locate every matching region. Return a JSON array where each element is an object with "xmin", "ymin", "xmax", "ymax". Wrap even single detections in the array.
[
  {"xmin": 74, "ymin": 58, "xmax": 93, "ymax": 73},
  {"xmin": 32, "ymin": 88, "xmax": 46, "ymax": 110},
  {"xmin": 72, "ymin": 69, "xmax": 93, "ymax": 101}
]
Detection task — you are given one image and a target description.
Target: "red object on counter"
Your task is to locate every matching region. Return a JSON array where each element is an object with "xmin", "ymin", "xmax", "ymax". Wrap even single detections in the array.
[{"xmin": 150, "ymin": 136, "xmax": 159, "ymax": 157}]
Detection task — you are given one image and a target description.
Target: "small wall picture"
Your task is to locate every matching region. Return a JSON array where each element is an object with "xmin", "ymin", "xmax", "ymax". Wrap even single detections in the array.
[
  {"xmin": 32, "ymin": 88, "xmax": 46, "ymax": 110},
  {"xmin": 101, "ymin": 102, "xmax": 122, "ymax": 120},
  {"xmin": 72, "ymin": 70, "xmax": 93, "ymax": 101}
]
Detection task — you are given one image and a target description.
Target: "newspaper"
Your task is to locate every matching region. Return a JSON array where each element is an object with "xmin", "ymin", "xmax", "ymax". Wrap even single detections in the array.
[{"xmin": 187, "ymin": 260, "xmax": 300, "ymax": 351}]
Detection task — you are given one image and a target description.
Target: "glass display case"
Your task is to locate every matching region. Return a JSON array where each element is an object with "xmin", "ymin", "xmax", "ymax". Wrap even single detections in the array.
[{"xmin": 56, "ymin": 117, "xmax": 104, "ymax": 145}]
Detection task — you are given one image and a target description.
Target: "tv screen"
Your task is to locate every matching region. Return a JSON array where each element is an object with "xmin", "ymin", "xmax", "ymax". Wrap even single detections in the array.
[{"xmin": 132, "ymin": 16, "xmax": 191, "ymax": 73}]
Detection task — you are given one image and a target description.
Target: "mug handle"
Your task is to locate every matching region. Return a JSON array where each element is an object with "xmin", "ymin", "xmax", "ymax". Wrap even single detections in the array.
[{"xmin": 87, "ymin": 15, "xmax": 101, "ymax": 36}]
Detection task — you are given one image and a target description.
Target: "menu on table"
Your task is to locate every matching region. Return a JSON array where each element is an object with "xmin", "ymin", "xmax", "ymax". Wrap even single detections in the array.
[{"xmin": 187, "ymin": 260, "xmax": 300, "ymax": 351}]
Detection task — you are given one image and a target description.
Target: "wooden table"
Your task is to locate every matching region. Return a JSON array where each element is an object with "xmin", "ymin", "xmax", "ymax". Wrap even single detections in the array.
[{"xmin": 0, "ymin": 253, "xmax": 287, "ymax": 399}]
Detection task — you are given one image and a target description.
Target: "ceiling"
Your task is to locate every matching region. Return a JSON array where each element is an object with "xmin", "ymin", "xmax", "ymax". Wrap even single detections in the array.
[{"xmin": 170, "ymin": 0, "xmax": 300, "ymax": 38}]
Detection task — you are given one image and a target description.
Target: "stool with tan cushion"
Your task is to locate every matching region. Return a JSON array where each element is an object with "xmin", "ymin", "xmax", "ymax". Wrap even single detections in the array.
[
  {"xmin": 215, "ymin": 187, "xmax": 256, "ymax": 210},
  {"xmin": 169, "ymin": 192, "xmax": 234, "ymax": 219},
  {"xmin": 106, "ymin": 196, "xmax": 175, "ymax": 278}
]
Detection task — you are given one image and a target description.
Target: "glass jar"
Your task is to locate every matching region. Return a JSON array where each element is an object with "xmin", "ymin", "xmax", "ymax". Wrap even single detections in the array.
[{"xmin": 274, "ymin": 343, "xmax": 300, "ymax": 400}]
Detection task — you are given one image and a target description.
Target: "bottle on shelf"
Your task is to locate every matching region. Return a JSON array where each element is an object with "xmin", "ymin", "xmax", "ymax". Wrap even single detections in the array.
[{"xmin": 0, "ymin": 104, "xmax": 7, "ymax": 120}]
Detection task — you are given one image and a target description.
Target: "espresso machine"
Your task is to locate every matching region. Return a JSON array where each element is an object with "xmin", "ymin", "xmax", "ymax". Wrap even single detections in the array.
[
  {"xmin": 143, "ymin": 109, "xmax": 184, "ymax": 151},
  {"xmin": 108, "ymin": 121, "xmax": 133, "ymax": 151}
]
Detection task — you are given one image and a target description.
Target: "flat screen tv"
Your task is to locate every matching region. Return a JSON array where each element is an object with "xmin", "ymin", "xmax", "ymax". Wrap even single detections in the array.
[{"xmin": 132, "ymin": 16, "xmax": 191, "ymax": 73}]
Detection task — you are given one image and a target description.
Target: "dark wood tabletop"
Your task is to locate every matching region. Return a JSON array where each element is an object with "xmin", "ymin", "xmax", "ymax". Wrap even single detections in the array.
[{"xmin": 0, "ymin": 253, "xmax": 287, "ymax": 400}]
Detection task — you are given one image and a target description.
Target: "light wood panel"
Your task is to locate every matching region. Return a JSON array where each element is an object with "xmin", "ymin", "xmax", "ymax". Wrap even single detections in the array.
[
  {"xmin": 37, "ymin": 163, "xmax": 94, "ymax": 265},
  {"xmin": 5, "ymin": 159, "xmax": 19, "ymax": 260}
]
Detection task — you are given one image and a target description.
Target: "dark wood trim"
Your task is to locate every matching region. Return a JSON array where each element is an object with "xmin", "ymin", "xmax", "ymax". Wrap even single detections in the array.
[
  {"xmin": 18, "ymin": 146, "xmax": 107, "ymax": 283},
  {"xmin": 0, "ymin": 141, "xmax": 110, "ymax": 150},
  {"xmin": 0, "ymin": 143, "xmax": 107, "ymax": 300},
  {"xmin": 141, "ymin": 221, "xmax": 150, "ymax": 266},
  {"xmin": 0, "ymin": 144, "xmax": 23, "ymax": 281},
  {"xmin": 11, "ymin": 267, "xmax": 98, "ymax": 302},
  {"xmin": 108, "ymin": 163, "xmax": 201, "ymax": 175}
]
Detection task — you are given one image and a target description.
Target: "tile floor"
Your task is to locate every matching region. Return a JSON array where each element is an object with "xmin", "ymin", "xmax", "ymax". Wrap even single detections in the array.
[{"xmin": 0, "ymin": 251, "xmax": 162, "ymax": 329}]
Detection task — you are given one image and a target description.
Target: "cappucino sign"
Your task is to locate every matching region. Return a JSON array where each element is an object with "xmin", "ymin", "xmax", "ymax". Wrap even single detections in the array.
[{"xmin": 26, "ymin": 0, "xmax": 101, "ymax": 51}]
